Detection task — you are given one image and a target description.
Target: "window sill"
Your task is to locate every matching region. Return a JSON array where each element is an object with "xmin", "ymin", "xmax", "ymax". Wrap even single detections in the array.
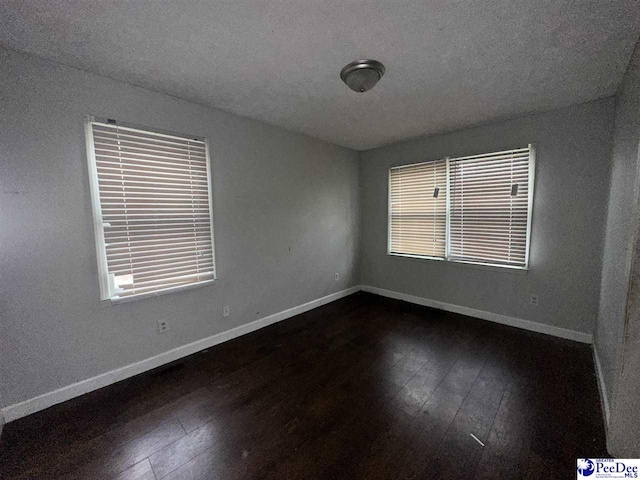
[
  {"xmin": 103, "ymin": 278, "xmax": 216, "ymax": 305},
  {"xmin": 387, "ymin": 253, "xmax": 529, "ymax": 274}
]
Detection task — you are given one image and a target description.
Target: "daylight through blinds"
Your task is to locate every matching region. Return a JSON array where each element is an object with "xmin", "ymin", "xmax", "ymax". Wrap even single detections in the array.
[
  {"xmin": 390, "ymin": 159, "xmax": 447, "ymax": 257},
  {"xmin": 449, "ymin": 147, "xmax": 531, "ymax": 267},
  {"xmin": 388, "ymin": 146, "xmax": 533, "ymax": 268},
  {"xmin": 88, "ymin": 121, "xmax": 215, "ymax": 299}
]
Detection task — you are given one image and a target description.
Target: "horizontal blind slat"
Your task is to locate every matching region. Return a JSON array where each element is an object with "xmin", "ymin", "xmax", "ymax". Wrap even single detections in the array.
[
  {"xmin": 96, "ymin": 157, "xmax": 207, "ymax": 174},
  {"xmin": 449, "ymin": 148, "xmax": 529, "ymax": 162},
  {"xmin": 94, "ymin": 141, "xmax": 207, "ymax": 160},
  {"xmin": 111, "ymin": 258, "xmax": 214, "ymax": 276},
  {"xmin": 105, "ymin": 221, "xmax": 211, "ymax": 231},
  {"xmin": 92, "ymin": 125, "xmax": 205, "ymax": 148},
  {"xmin": 106, "ymin": 248, "xmax": 213, "ymax": 267},
  {"xmin": 97, "ymin": 165, "xmax": 208, "ymax": 181},
  {"xmin": 108, "ymin": 252, "xmax": 214, "ymax": 270},
  {"xmin": 98, "ymin": 180, "xmax": 210, "ymax": 191},
  {"xmin": 92, "ymin": 136, "xmax": 206, "ymax": 157},
  {"xmin": 105, "ymin": 228, "xmax": 211, "ymax": 241},
  {"xmin": 106, "ymin": 237, "xmax": 212, "ymax": 252}
]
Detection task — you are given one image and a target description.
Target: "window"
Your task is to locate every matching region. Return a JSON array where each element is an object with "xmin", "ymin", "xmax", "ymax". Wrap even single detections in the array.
[
  {"xmin": 389, "ymin": 146, "xmax": 534, "ymax": 269},
  {"xmin": 85, "ymin": 117, "xmax": 216, "ymax": 301}
]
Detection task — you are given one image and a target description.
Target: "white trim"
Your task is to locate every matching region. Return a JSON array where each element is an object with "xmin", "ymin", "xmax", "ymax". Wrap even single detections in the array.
[
  {"xmin": 361, "ymin": 285, "xmax": 593, "ymax": 344},
  {"xmin": 524, "ymin": 143, "xmax": 536, "ymax": 270},
  {"xmin": 387, "ymin": 166, "xmax": 391, "ymax": 255},
  {"xmin": 1, "ymin": 286, "xmax": 360, "ymax": 423},
  {"xmin": 593, "ymin": 345, "xmax": 611, "ymax": 427},
  {"xmin": 204, "ymin": 137, "xmax": 217, "ymax": 282},
  {"xmin": 84, "ymin": 117, "xmax": 110, "ymax": 300},
  {"xmin": 387, "ymin": 252, "xmax": 529, "ymax": 274}
]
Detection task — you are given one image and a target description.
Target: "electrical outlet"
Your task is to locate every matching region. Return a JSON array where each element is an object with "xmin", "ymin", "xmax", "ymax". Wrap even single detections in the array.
[
  {"xmin": 157, "ymin": 320, "xmax": 169, "ymax": 334},
  {"xmin": 530, "ymin": 294, "xmax": 539, "ymax": 307},
  {"xmin": 335, "ymin": 272, "xmax": 339, "ymax": 281},
  {"xmin": 223, "ymin": 305, "xmax": 230, "ymax": 317}
]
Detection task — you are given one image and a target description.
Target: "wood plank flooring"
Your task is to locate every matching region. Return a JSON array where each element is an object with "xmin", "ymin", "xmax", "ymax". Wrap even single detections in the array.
[{"xmin": 0, "ymin": 292, "xmax": 608, "ymax": 479}]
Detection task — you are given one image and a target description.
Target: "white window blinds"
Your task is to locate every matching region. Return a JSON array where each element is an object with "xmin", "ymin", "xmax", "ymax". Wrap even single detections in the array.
[
  {"xmin": 388, "ymin": 145, "xmax": 534, "ymax": 269},
  {"xmin": 449, "ymin": 147, "xmax": 531, "ymax": 267},
  {"xmin": 389, "ymin": 160, "xmax": 447, "ymax": 258},
  {"xmin": 85, "ymin": 118, "xmax": 216, "ymax": 301}
]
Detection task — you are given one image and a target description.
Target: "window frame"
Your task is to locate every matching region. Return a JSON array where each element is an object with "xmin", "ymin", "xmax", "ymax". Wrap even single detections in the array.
[
  {"xmin": 387, "ymin": 144, "xmax": 535, "ymax": 271},
  {"xmin": 84, "ymin": 116, "xmax": 217, "ymax": 304}
]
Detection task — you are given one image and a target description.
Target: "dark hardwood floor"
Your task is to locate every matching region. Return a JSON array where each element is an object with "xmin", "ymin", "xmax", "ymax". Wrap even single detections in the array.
[{"xmin": 0, "ymin": 292, "xmax": 607, "ymax": 479}]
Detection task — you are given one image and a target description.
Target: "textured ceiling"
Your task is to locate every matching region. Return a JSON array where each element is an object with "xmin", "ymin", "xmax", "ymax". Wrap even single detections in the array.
[{"xmin": 1, "ymin": 1, "xmax": 639, "ymax": 150}]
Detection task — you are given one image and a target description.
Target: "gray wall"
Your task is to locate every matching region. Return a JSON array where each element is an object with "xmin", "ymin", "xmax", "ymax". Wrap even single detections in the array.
[
  {"xmin": 597, "ymin": 41, "xmax": 640, "ymax": 455},
  {"xmin": 596, "ymin": 42, "xmax": 640, "ymax": 404},
  {"xmin": 0, "ymin": 48, "xmax": 360, "ymax": 408},
  {"xmin": 360, "ymin": 99, "xmax": 615, "ymax": 335},
  {"xmin": 609, "ymin": 218, "xmax": 640, "ymax": 455}
]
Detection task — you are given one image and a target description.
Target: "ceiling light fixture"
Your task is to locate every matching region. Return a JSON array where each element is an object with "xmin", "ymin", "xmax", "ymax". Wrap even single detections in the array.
[{"xmin": 340, "ymin": 59, "xmax": 385, "ymax": 93}]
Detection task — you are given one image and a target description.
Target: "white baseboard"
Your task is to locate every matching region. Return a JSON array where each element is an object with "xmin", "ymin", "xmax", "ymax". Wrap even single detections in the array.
[
  {"xmin": 2, "ymin": 284, "xmax": 595, "ymax": 423},
  {"xmin": 361, "ymin": 285, "xmax": 593, "ymax": 344},
  {"xmin": 593, "ymin": 345, "xmax": 611, "ymax": 427},
  {"xmin": 1, "ymin": 286, "xmax": 361, "ymax": 423}
]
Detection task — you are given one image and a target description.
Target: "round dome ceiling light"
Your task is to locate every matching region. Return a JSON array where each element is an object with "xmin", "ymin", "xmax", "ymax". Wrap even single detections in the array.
[{"xmin": 340, "ymin": 59, "xmax": 385, "ymax": 93}]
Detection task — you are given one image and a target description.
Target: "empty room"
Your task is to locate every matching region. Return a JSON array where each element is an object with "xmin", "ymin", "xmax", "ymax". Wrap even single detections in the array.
[{"xmin": 1, "ymin": 1, "xmax": 640, "ymax": 479}]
